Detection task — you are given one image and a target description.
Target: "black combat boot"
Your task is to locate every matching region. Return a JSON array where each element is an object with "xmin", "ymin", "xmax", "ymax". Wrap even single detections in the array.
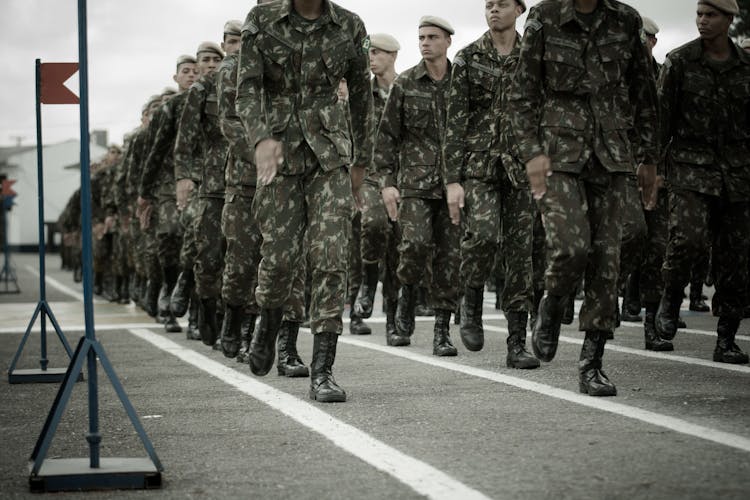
[
  {"xmin": 129, "ymin": 273, "xmax": 138, "ymax": 305},
  {"xmin": 532, "ymin": 293, "xmax": 565, "ymax": 362},
  {"xmin": 390, "ymin": 284, "xmax": 416, "ymax": 346},
  {"xmin": 186, "ymin": 293, "xmax": 201, "ymax": 340},
  {"xmin": 118, "ymin": 274, "xmax": 130, "ymax": 304},
  {"xmin": 529, "ymin": 288, "xmax": 543, "ymax": 331},
  {"xmin": 73, "ymin": 264, "xmax": 82, "ymax": 283},
  {"xmin": 579, "ymin": 331, "xmax": 617, "ymax": 397},
  {"xmin": 94, "ymin": 271, "xmax": 104, "ymax": 296},
  {"xmin": 433, "ymin": 309, "xmax": 457, "ymax": 357},
  {"xmin": 689, "ymin": 278, "xmax": 710, "ymax": 312},
  {"xmin": 414, "ymin": 286, "xmax": 434, "ymax": 317},
  {"xmin": 384, "ymin": 298, "xmax": 398, "ymax": 345},
  {"xmin": 495, "ymin": 277, "xmax": 505, "ymax": 310},
  {"xmin": 656, "ymin": 287, "xmax": 682, "ymax": 341},
  {"xmin": 309, "ymin": 332, "xmax": 346, "ymax": 402},
  {"xmin": 144, "ymin": 279, "xmax": 161, "ymax": 318},
  {"xmin": 162, "ymin": 266, "xmax": 181, "ymax": 333},
  {"xmin": 170, "ymin": 269, "xmax": 194, "ymax": 318},
  {"xmin": 561, "ymin": 293, "xmax": 575, "ymax": 325},
  {"xmin": 460, "ymin": 286, "xmax": 484, "ymax": 352},
  {"xmin": 277, "ymin": 321, "xmax": 310, "ymax": 377},
  {"xmin": 220, "ymin": 303, "xmax": 245, "ymax": 358},
  {"xmin": 236, "ymin": 312, "xmax": 257, "ymax": 363},
  {"xmin": 714, "ymin": 317, "xmax": 749, "ymax": 364},
  {"xmin": 506, "ymin": 311, "xmax": 540, "ymax": 369},
  {"xmin": 643, "ymin": 302, "xmax": 673, "ymax": 351},
  {"xmin": 249, "ymin": 307, "xmax": 283, "ymax": 376},
  {"xmin": 198, "ymin": 297, "xmax": 220, "ymax": 345},
  {"xmin": 350, "ymin": 293, "xmax": 372, "ymax": 335},
  {"xmin": 355, "ymin": 262, "xmax": 379, "ymax": 319},
  {"xmin": 621, "ymin": 272, "xmax": 642, "ymax": 322},
  {"xmin": 109, "ymin": 275, "xmax": 123, "ymax": 303}
]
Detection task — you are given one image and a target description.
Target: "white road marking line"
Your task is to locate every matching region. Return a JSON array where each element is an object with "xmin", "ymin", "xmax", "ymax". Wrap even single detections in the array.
[
  {"xmin": 24, "ymin": 265, "xmax": 105, "ymax": 304},
  {"xmin": 128, "ymin": 328, "xmax": 492, "ymax": 500},
  {"xmin": 336, "ymin": 335, "xmax": 750, "ymax": 455},
  {"xmin": 0, "ymin": 323, "xmax": 162, "ymax": 335},
  {"xmin": 483, "ymin": 325, "xmax": 750, "ymax": 375}
]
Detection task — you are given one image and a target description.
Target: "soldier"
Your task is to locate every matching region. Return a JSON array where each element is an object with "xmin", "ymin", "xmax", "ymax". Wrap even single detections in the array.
[
  {"xmin": 174, "ymin": 40, "xmax": 227, "ymax": 346},
  {"xmin": 103, "ymin": 143, "xmax": 131, "ymax": 304},
  {"xmin": 237, "ymin": 0, "xmax": 372, "ymax": 402},
  {"xmin": 138, "ymin": 55, "xmax": 198, "ymax": 332},
  {"xmin": 509, "ymin": 0, "xmax": 659, "ymax": 396},
  {"xmin": 655, "ymin": 0, "xmax": 750, "ymax": 365},
  {"xmin": 444, "ymin": 0, "xmax": 539, "ymax": 369},
  {"xmin": 373, "ymin": 16, "xmax": 460, "ymax": 356},
  {"xmin": 354, "ymin": 33, "xmax": 401, "ymax": 339}
]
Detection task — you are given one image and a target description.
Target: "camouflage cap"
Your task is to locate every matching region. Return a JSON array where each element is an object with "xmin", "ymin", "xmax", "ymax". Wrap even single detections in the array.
[
  {"xmin": 224, "ymin": 19, "xmax": 242, "ymax": 36},
  {"xmin": 741, "ymin": 38, "xmax": 750, "ymax": 49},
  {"xmin": 176, "ymin": 54, "xmax": 197, "ymax": 70},
  {"xmin": 698, "ymin": 0, "xmax": 740, "ymax": 15},
  {"xmin": 196, "ymin": 41, "xmax": 224, "ymax": 58},
  {"xmin": 419, "ymin": 15, "xmax": 455, "ymax": 35},
  {"xmin": 370, "ymin": 33, "xmax": 401, "ymax": 52},
  {"xmin": 641, "ymin": 16, "xmax": 660, "ymax": 36}
]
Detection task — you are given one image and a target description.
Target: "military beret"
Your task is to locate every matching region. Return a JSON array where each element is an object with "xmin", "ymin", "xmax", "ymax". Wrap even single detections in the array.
[
  {"xmin": 516, "ymin": 0, "xmax": 527, "ymax": 13},
  {"xmin": 196, "ymin": 41, "xmax": 224, "ymax": 58},
  {"xmin": 224, "ymin": 19, "xmax": 242, "ymax": 36},
  {"xmin": 419, "ymin": 15, "xmax": 455, "ymax": 35},
  {"xmin": 175, "ymin": 54, "xmax": 197, "ymax": 70},
  {"xmin": 741, "ymin": 38, "xmax": 750, "ymax": 49},
  {"xmin": 641, "ymin": 16, "xmax": 660, "ymax": 36},
  {"xmin": 161, "ymin": 87, "xmax": 177, "ymax": 96},
  {"xmin": 370, "ymin": 33, "xmax": 401, "ymax": 52},
  {"xmin": 142, "ymin": 94, "xmax": 162, "ymax": 112},
  {"xmin": 698, "ymin": 0, "xmax": 740, "ymax": 15}
]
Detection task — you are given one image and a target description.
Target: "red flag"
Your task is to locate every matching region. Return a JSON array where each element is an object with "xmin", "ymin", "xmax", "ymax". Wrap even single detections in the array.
[
  {"xmin": 1, "ymin": 179, "xmax": 17, "ymax": 197},
  {"xmin": 40, "ymin": 63, "xmax": 79, "ymax": 104}
]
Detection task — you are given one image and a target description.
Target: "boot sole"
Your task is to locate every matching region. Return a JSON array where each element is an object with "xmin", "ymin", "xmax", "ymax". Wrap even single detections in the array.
[
  {"xmin": 278, "ymin": 367, "xmax": 310, "ymax": 377},
  {"xmin": 309, "ymin": 390, "xmax": 346, "ymax": 403},
  {"xmin": 713, "ymin": 354, "xmax": 750, "ymax": 364},
  {"xmin": 506, "ymin": 359, "xmax": 541, "ymax": 369},
  {"xmin": 579, "ymin": 383, "xmax": 617, "ymax": 397},
  {"xmin": 433, "ymin": 350, "xmax": 457, "ymax": 357},
  {"xmin": 165, "ymin": 325, "xmax": 182, "ymax": 333},
  {"xmin": 645, "ymin": 343, "xmax": 674, "ymax": 352}
]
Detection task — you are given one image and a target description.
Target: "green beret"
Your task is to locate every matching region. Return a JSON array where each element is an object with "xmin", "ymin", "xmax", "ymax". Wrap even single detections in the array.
[
  {"xmin": 175, "ymin": 54, "xmax": 197, "ymax": 70},
  {"xmin": 370, "ymin": 33, "xmax": 401, "ymax": 52},
  {"xmin": 224, "ymin": 19, "xmax": 242, "ymax": 36},
  {"xmin": 196, "ymin": 41, "xmax": 224, "ymax": 58},
  {"xmin": 419, "ymin": 15, "xmax": 454, "ymax": 35},
  {"xmin": 698, "ymin": 0, "xmax": 739, "ymax": 15},
  {"xmin": 641, "ymin": 16, "xmax": 660, "ymax": 36}
]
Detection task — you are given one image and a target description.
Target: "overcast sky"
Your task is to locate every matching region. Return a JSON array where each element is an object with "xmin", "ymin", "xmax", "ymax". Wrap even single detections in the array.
[{"xmin": 0, "ymin": 0, "xmax": 706, "ymax": 147}]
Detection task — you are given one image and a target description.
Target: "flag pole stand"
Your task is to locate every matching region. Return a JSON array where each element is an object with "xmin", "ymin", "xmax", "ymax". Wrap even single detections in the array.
[{"xmin": 0, "ymin": 202, "xmax": 20, "ymax": 294}]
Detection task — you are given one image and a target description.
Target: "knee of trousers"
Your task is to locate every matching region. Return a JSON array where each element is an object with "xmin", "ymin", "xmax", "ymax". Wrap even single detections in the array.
[{"xmin": 545, "ymin": 244, "xmax": 588, "ymax": 294}]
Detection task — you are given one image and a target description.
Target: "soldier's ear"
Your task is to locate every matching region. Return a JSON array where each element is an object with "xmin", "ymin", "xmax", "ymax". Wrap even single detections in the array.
[
  {"xmin": 172, "ymin": 74, "xmax": 178, "ymax": 84},
  {"xmin": 446, "ymin": 35, "xmax": 452, "ymax": 48}
]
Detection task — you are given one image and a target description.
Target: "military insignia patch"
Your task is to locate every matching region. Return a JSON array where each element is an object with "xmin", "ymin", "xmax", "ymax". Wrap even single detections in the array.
[
  {"xmin": 525, "ymin": 18, "xmax": 542, "ymax": 33},
  {"xmin": 640, "ymin": 29, "xmax": 647, "ymax": 45},
  {"xmin": 243, "ymin": 20, "xmax": 259, "ymax": 35},
  {"xmin": 362, "ymin": 35, "xmax": 371, "ymax": 54},
  {"xmin": 453, "ymin": 56, "xmax": 465, "ymax": 67}
]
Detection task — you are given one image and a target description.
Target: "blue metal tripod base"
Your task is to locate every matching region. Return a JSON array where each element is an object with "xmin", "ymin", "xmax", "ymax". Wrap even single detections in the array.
[
  {"xmin": 0, "ymin": 262, "xmax": 20, "ymax": 294},
  {"xmin": 29, "ymin": 457, "xmax": 161, "ymax": 492},
  {"xmin": 9, "ymin": 368, "xmax": 83, "ymax": 384}
]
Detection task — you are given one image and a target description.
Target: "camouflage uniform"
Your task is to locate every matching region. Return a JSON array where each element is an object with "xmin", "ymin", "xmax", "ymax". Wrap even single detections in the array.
[
  {"xmin": 510, "ymin": 0, "xmax": 658, "ymax": 394},
  {"xmin": 656, "ymin": 37, "xmax": 750, "ymax": 362},
  {"xmin": 237, "ymin": 0, "xmax": 372, "ymax": 399},
  {"xmin": 374, "ymin": 59, "xmax": 460, "ymax": 312}
]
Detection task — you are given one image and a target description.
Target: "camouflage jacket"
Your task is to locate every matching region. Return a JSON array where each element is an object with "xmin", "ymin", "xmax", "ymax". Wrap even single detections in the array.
[
  {"xmin": 373, "ymin": 59, "xmax": 451, "ymax": 199},
  {"xmin": 58, "ymin": 188, "xmax": 81, "ymax": 232},
  {"xmin": 139, "ymin": 91, "xmax": 189, "ymax": 201},
  {"xmin": 658, "ymin": 38, "xmax": 750, "ymax": 201},
  {"xmin": 236, "ymin": 0, "xmax": 372, "ymax": 175},
  {"xmin": 509, "ymin": 0, "xmax": 658, "ymax": 174},
  {"xmin": 365, "ymin": 76, "xmax": 393, "ymax": 187},
  {"xmin": 217, "ymin": 53, "xmax": 256, "ymax": 193},
  {"xmin": 91, "ymin": 167, "xmax": 110, "ymax": 224},
  {"xmin": 444, "ymin": 31, "xmax": 526, "ymax": 188},
  {"xmin": 122, "ymin": 126, "xmax": 149, "ymax": 209},
  {"xmin": 175, "ymin": 73, "xmax": 228, "ymax": 198}
]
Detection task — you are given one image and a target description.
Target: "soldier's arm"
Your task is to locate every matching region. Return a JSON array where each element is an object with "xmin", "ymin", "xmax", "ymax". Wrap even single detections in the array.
[
  {"xmin": 174, "ymin": 83, "xmax": 204, "ymax": 183},
  {"xmin": 443, "ymin": 53, "xmax": 471, "ymax": 185},
  {"xmin": 508, "ymin": 7, "xmax": 546, "ymax": 164},
  {"xmin": 218, "ymin": 56, "xmax": 254, "ymax": 166},
  {"xmin": 626, "ymin": 15, "xmax": 659, "ymax": 165},
  {"xmin": 236, "ymin": 8, "xmax": 269, "ymax": 149},
  {"xmin": 139, "ymin": 105, "xmax": 172, "ymax": 201},
  {"xmin": 656, "ymin": 56, "xmax": 679, "ymax": 160},
  {"xmin": 344, "ymin": 17, "xmax": 373, "ymax": 171},
  {"xmin": 372, "ymin": 79, "xmax": 404, "ymax": 190}
]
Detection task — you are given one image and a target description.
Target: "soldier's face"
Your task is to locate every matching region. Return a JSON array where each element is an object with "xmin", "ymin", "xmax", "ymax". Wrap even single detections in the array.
[
  {"xmin": 419, "ymin": 27, "xmax": 451, "ymax": 62},
  {"xmin": 174, "ymin": 63, "xmax": 197, "ymax": 91},
  {"xmin": 222, "ymin": 34, "xmax": 241, "ymax": 56},
  {"xmin": 646, "ymin": 34, "xmax": 657, "ymax": 54},
  {"xmin": 485, "ymin": 0, "xmax": 522, "ymax": 33},
  {"xmin": 696, "ymin": 5, "xmax": 732, "ymax": 41},
  {"xmin": 369, "ymin": 48, "xmax": 397, "ymax": 76},
  {"xmin": 197, "ymin": 52, "xmax": 223, "ymax": 76}
]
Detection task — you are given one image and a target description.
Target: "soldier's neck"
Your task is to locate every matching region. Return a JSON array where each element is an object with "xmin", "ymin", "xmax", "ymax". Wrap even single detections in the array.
[
  {"xmin": 293, "ymin": 0, "xmax": 323, "ymax": 20},
  {"xmin": 424, "ymin": 58, "xmax": 449, "ymax": 82},
  {"xmin": 490, "ymin": 28, "xmax": 517, "ymax": 56},
  {"xmin": 574, "ymin": 0, "xmax": 598, "ymax": 14},
  {"xmin": 702, "ymin": 35, "xmax": 732, "ymax": 62},
  {"xmin": 376, "ymin": 69, "xmax": 397, "ymax": 89}
]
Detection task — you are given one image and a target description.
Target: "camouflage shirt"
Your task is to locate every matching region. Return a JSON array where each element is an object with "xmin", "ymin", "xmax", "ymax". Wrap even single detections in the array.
[
  {"xmin": 444, "ymin": 31, "xmax": 526, "ymax": 188},
  {"xmin": 217, "ymin": 53, "xmax": 256, "ymax": 191},
  {"xmin": 175, "ymin": 73, "xmax": 228, "ymax": 198},
  {"xmin": 658, "ymin": 38, "xmax": 750, "ymax": 201},
  {"xmin": 236, "ymin": 0, "xmax": 372, "ymax": 174},
  {"xmin": 509, "ymin": 0, "xmax": 658, "ymax": 174},
  {"xmin": 139, "ymin": 91, "xmax": 189, "ymax": 201},
  {"xmin": 373, "ymin": 59, "xmax": 452, "ymax": 199}
]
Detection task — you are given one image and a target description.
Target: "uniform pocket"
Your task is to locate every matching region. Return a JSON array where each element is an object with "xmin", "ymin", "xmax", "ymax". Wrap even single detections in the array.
[
  {"xmin": 540, "ymin": 109, "xmax": 587, "ymax": 164},
  {"xmin": 543, "ymin": 37, "xmax": 585, "ymax": 92},
  {"xmin": 319, "ymin": 107, "xmax": 353, "ymax": 161}
]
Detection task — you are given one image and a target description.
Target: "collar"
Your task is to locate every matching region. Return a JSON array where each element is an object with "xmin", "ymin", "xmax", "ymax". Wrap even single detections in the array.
[
  {"xmin": 414, "ymin": 59, "xmax": 452, "ymax": 82},
  {"xmin": 276, "ymin": 0, "xmax": 340, "ymax": 26},
  {"xmin": 559, "ymin": 0, "xmax": 618, "ymax": 27},
  {"xmin": 685, "ymin": 37, "xmax": 749, "ymax": 66}
]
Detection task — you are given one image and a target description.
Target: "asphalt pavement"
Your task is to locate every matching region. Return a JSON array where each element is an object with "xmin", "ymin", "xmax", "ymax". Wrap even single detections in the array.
[{"xmin": 1, "ymin": 252, "xmax": 749, "ymax": 499}]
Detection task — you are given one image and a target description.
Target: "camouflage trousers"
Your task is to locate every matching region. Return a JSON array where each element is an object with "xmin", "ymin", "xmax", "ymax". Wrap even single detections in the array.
[
  {"xmin": 663, "ymin": 189, "xmax": 750, "ymax": 319},
  {"xmin": 221, "ymin": 190, "xmax": 261, "ymax": 310},
  {"xmin": 537, "ymin": 161, "xmax": 625, "ymax": 332},
  {"xmin": 111, "ymin": 230, "xmax": 129, "ymax": 277},
  {"xmin": 156, "ymin": 197, "xmax": 183, "ymax": 269},
  {"xmin": 461, "ymin": 174, "xmax": 534, "ymax": 312},
  {"xmin": 195, "ymin": 196, "xmax": 225, "ymax": 299},
  {"xmin": 532, "ymin": 210, "xmax": 546, "ymax": 295},
  {"xmin": 142, "ymin": 210, "xmax": 161, "ymax": 282},
  {"xmin": 253, "ymin": 165, "xmax": 352, "ymax": 335},
  {"xmin": 178, "ymin": 191, "xmax": 200, "ymax": 271},
  {"xmin": 618, "ymin": 175, "xmax": 647, "ymax": 292},
  {"xmin": 93, "ymin": 232, "xmax": 112, "ymax": 274},
  {"xmin": 359, "ymin": 180, "xmax": 400, "ymax": 302},
  {"xmin": 129, "ymin": 214, "xmax": 147, "ymax": 278},
  {"xmin": 347, "ymin": 211, "xmax": 362, "ymax": 300},
  {"xmin": 397, "ymin": 196, "xmax": 460, "ymax": 311},
  {"xmin": 638, "ymin": 191, "xmax": 668, "ymax": 304}
]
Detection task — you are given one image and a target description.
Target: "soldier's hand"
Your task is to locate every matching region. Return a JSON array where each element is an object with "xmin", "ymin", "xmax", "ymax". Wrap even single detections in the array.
[
  {"xmin": 104, "ymin": 215, "xmax": 116, "ymax": 232},
  {"xmin": 176, "ymin": 179, "xmax": 195, "ymax": 211},
  {"xmin": 255, "ymin": 138, "xmax": 284, "ymax": 187},
  {"xmin": 637, "ymin": 163, "xmax": 658, "ymax": 211},
  {"xmin": 137, "ymin": 196, "xmax": 152, "ymax": 230},
  {"xmin": 120, "ymin": 216, "xmax": 130, "ymax": 234},
  {"xmin": 445, "ymin": 182, "xmax": 464, "ymax": 226},
  {"xmin": 526, "ymin": 154, "xmax": 552, "ymax": 200},
  {"xmin": 350, "ymin": 165, "xmax": 366, "ymax": 210},
  {"xmin": 381, "ymin": 186, "xmax": 401, "ymax": 222}
]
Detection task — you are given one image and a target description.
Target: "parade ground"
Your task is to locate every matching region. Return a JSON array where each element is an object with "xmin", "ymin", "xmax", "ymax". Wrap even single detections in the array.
[{"xmin": 1, "ymin": 252, "xmax": 749, "ymax": 499}]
